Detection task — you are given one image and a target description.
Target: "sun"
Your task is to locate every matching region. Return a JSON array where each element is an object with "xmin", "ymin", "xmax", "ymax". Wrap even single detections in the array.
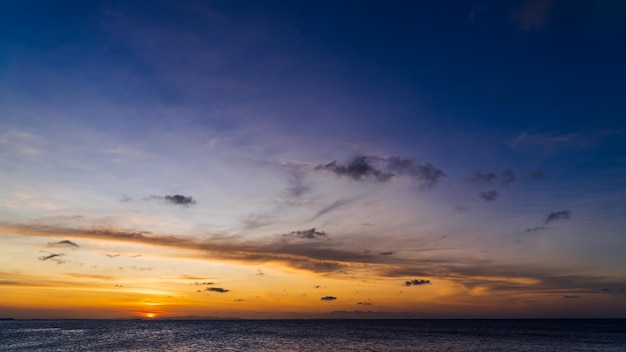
[{"xmin": 144, "ymin": 312, "xmax": 156, "ymax": 319}]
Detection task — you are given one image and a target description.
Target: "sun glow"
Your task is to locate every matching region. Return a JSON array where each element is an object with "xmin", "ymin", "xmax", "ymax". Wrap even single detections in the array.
[{"xmin": 144, "ymin": 312, "xmax": 156, "ymax": 318}]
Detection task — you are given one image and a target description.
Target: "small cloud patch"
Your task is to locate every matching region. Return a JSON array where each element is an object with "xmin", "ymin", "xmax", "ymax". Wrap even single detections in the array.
[
  {"xmin": 479, "ymin": 190, "xmax": 499, "ymax": 201},
  {"xmin": 146, "ymin": 194, "xmax": 196, "ymax": 206},
  {"xmin": 321, "ymin": 296, "xmax": 337, "ymax": 301},
  {"xmin": 544, "ymin": 210, "xmax": 570, "ymax": 223},
  {"xmin": 48, "ymin": 240, "xmax": 79, "ymax": 248},
  {"xmin": 206, "ymin": 287, "xmax": 230, "ymax": 293},
  {"xmin": 404, "ymin": 279, "xmax": 431, "ymax": 287},
  {"xmin": 283, "ymin": 228, "xmax": 328, "ymax": 240}
]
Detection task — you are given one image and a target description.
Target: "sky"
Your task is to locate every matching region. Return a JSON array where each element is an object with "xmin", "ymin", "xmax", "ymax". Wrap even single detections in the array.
[{"xmin": 1, "ymin": 0, "xmax": 625, "ymax": 319}]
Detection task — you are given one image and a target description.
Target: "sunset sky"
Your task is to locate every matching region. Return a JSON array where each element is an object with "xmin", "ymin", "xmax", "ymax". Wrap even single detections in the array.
[{"xmin": 1, "ymin": 0, "xmax": 625, "ymax": 319}]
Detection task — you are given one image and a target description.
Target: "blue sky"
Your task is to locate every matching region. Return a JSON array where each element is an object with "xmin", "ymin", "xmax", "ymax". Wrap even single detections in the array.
[{"xmin": 1, "ymin": 0, "xmax": 625, "ymax": 318}]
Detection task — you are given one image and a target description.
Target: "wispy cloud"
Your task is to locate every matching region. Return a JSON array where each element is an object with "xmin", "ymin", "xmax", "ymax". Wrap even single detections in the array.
[
  {"xmin": 309, "ymin": 198, "xmax": 354, "ymax": 222},
  {"xmin": 206, "ymin": 287, "xmax": 230, "ymax": 293},
  {"xmin": 524, "ymin": 226, "xmax": 547, "ymax": 233},
  {"xmin": 38, "ymin": 253, "xmax": 66, "ymax": 264},
  {"xmin": 544, "ymin": 210, "xmax": 571, "ymax": 224},
  {"xmin": 479, "ymin": 190, "xmax": 499, "ymax": 202},
  {"xmin": 471, "ymin": 170, "xmax": 496, "ymax": 184},
  {"xmin": 48, "ymin": 240, "xmax": 79, "ymax": 248},
  {"xmin": 502, "ymin": 170, "xmax": 516, "ymax": 185},
  {"xmin": 145, "ymin": 194, "xmax": 196, "ymax": 206},
  {"xmin": 283, "ymin": 228, "xmax": 328, "ymax": 240},
  {"xmin": 320, "ymin": 296, "xmax": 337, "ymax": 301},
  {"xmin": 530, "ymin": 170, "xmax": 546, "ymax": 181}
]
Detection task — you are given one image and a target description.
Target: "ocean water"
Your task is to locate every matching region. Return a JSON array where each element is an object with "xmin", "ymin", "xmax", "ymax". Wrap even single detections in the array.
[{"xmin": 1, "ymin": 319, "xmax": 625, "ymax": 351}]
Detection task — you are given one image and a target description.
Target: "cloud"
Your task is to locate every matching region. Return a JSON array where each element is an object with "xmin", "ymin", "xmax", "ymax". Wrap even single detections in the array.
[
  {"xmin": 357, "ymin": 301, "xmax": 373, "ymax": 306},
  {"xmin": 309, "ymin": 198, "xmax": 353, "ymax": 222},
  {"xmin": 105, "ymin": 253, "xmax": 121, "ymax": 258},
  {"xmin": 509, "ymin": 130, "xmax": 587, "ymax": 153},
  {"xmin": 146, "ymin": 194, "xmax": 196, "ymax": 206},
  {"xmin": 562, "ymin": 295, "xmax": 579, "ymax": 299},
  {"xmin": 403, "ymin": 279, "xmax": 431, "ymax": 286},
  {"xmin": 379, "ymin": 252, "xmax": 394, "ymax": 256},
  {"xmin": 601, "ymin": 288, "xmax": 611, "ymax": 292},
  {"xmin": 321, "ymin": 296, "xmax": 337, "ymax": 301},
  {"xmin": 471, "ymin": 170, "xmax": 496, "ymax": 184},
  {"xmin": 283, "ymin": 228, "xmax": 328, "ymax": 240},
  {"xmin": 530, "ymin": 170, "xmax": 546, "ymax": 180},
  {"xmin": 479, "ymin": 190, "xmax": 499, "ymax": 201},
  {"xmin": 502, "ymin": 170, "xmax": 516, "ymax": 185},
  {"xmin": 316, "ymin": 156, "xmax": 392, "ymax": 182},
  {"xmin": 544, "ymin": 210, "xmax": 571, "ymax": 223},
  {"xmin": 511, "ymin": 0, "xmax": 554, "ymax": 31},
  {"xmin": 6, "ymin": 222, "xmax": 625, "ymax": 297},
  {"xmin": 38, "ymin": 253, "xmax": 66, "ymax": 264},
  {"xmin": 524, "ymin": 226, "xmax": 547, "ymax": 233},
  {"xmin": 206, "ymin": 287, "xmax": 230, "ymax": 293},
  {"xmin": 316, "ymin": 155, "xmax": 445, "ymax": 187},
  {"xmin": 48, "ymin": 240, "xmax": 79, "ymax": 248},
  {"xmin": 385, "ymin": 157, "xmax": 445, "ymax": 188}
]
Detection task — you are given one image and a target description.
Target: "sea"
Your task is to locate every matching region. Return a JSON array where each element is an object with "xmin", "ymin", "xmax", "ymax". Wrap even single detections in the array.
[{"xmin": 1, "ymin": 319, "xmax": 625, "ymax": 351}]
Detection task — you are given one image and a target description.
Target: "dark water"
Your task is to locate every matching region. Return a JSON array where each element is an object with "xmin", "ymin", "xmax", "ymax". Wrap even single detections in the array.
[{"xmin": 1, "ymin": 319, "xmax": 625, "ymax": 351}]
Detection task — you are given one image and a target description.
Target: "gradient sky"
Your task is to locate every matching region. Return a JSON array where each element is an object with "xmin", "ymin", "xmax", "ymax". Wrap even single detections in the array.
[{"xmin": 1, "ymin": 0, "xmax": 625, "ymax": 319}]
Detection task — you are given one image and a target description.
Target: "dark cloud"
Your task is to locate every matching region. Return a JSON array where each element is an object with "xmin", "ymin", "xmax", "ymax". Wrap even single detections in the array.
[
  {"xmin": 194, "ymin": 282, "xmax": 215, "ymax": 286},
  {"xmin": 530, "ymin": 170, "xmax": 546, "ymax": 180},
  {"xmin": 357, "ymin": 301, "xmax": 373, "ymax": 306},
  {"xmin": 562, "ymin": 295, "xmax": 579, "ymax": 299},
  {"xmin": 386, "ymin": 157, "xmax": 445, "ymax": 188},
  {"xmin": 283, "ymin": 228, "xmax": 328, "ymax": 240},
  {"xmin": 38, "ymin": 253, "xmax": 66, "ymax": 264},
  {"xmin": 524, "ymin": 226, "xmax": 547, "ymax": 233},
  {"xmin": 471, "ymin": 170, "xmax": 496, "ymax": 184},
  {"xmin": 316, "ymin": 156, "xmax": 392, "ymax": 182},
  {"xmin": 502, "ymin": 170, "xmax": 516, "ymax": 185},
  {"xmin": 206, "ymin": 287, "xmax": 230, "ymax": 293},
  {"xmin": 146, "ymin": 194, "xmax": 196, "ymax": 206},
  {"xmin": 601, "ymin": 288, "xmax": 611, "ymax": 292},
  {"xmin": 38, "ymin": 253, "xmax": 65, "ymax": 261},
  {"xmin": 544, "ymin": 210, "xmax": 571, "ymax": 223},
  {"xmin": 105, "ymin": 253, "xmax": 121, "ymax": 258},
  {"xmin": 479, "ymin": 190, "xmax": 499, "ymax": 201},
  {"xmin": 321, "ymin": 296, "xmax": 337, "ymax": 301},
  {"xmin": 48, "ymin": 240, "xmax": 79, "ymax": 248},
  {"xmin": 379, "ymin": 252, "xmax": 394, "ymax": 256},
  {"xmin": 404, "ymin": 279, "xmax": 431, "ymax": 286},
  {"xmin": 316, "ymin": 155, "xmax": 445, "ymax": 187}
]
